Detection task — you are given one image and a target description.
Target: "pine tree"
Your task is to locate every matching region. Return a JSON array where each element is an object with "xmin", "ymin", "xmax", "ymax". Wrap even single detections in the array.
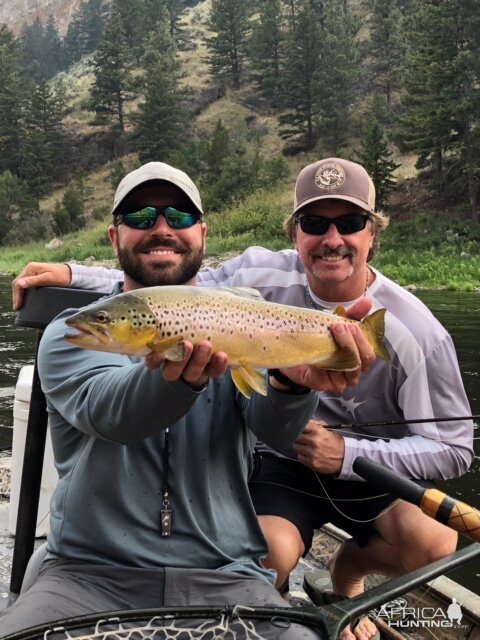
[
  {"xmin": 20, "ymin": 16, "xmax": 66, "ymax": 80},
  {"xmin": 19, "ymin": 19, "xmax": 45, "ymax": 82},
  {"xmin": 132, "ymin": 18, "xmax": 189, "ymax": 162},
  {"xmin": 44, "ymin": 16, "xmax": 66, "ymax": 77},
  {"xmin": 368, "ymin": 0, "xmax": 406, "ymax": 106},
  {"xmin": 19, "ymin": 81, "xmax": 68, "ymax": 195},
  {"xmin": 282, "ymin": 0, "xmax": 299, "ymax": 29},
  {"xmin": 143, "ymin": 0, "xmax": 187, "ymax": 47},
  {"xmin": 110, "ymin": 0, "xmax": 146, "ymax": 59},
  {"xmin": 63, "ymin": 7, "xmax": 90, "ymax": 65},
  {"xmin": 206, "ymin": 119, "xmax": 230, "ymax": 179},
  {"xmin": 82, "ymin": 0, "xmax": 109, "ymax": 53},
  {"xmin": 278, "ymin": 3, "xmax": 323, "ymax": 150},
  {"xmin": 400, "ymin": 0, "xmax": 480, "ymax": 221},
  {"xmin": 0, "ymin": 170, "xmax": 40, "ymax": 245},
  {"xmin": 249, "ymin": 0, "xmax": 285, "ymax": 108},
  {"xmin": 315, "ymin": 0, "xmax": 360, "ymax": 155},
  {"xmin": 63, "ymin": 0, "xmax": 109, "ymax": 66},
  {"xmin": 205, "ymin": 0, "xmax": 251, "ymax": 89},
  {"xmin": 447, "ymin": 0, "xmax": 480, "ymax": 222},
  {"xmin": 356, "ymin": 119, "xmax": 400, "ymax": 210},
  {"xmin": 89, "ymin": 10, "xmax": 133, "ymax": 135},
  {"xmin": 52, "ymin": 180, "xmax": 85, "ymax": 236},
  {"xmin": 0, "ymin": 26, "xmax": 33, "ymax": 176}
]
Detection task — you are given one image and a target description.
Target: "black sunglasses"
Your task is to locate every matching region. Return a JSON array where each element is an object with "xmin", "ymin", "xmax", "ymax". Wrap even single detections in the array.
[
  {"xmin": 296, "ymin": 213, "xmax": 370, "ymax": 236},
  {"xmin": 117, "ymin": 206, "xmax": 202, "ymax": 230}
]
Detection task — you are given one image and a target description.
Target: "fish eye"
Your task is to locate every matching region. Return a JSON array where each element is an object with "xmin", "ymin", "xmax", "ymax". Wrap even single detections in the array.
[{"xmin": 95, "ymin": 311, "xmax": 110, "ymax": 323}]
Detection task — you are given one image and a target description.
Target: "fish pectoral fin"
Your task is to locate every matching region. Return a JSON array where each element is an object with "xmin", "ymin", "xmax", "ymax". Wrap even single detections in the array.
[
  {"xmin": 312, "ymin": 346, "xmax": 360, "ymax": 372},
  {"xmin": 231, "ymin": 367, "xmax": 267, "ymax": 398},
  {"xmin": 332, "ymin": 305, "xmax": 348, "ymax": 317},
  {"xmin": 146, "ymin": 337, "xmax": 186, "ymax": 361}
]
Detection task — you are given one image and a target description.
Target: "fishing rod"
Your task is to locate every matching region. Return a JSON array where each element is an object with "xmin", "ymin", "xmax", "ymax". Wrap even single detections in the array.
[
  {"xmin": 353, "ymin": 456, "xmax": 480, "ymax": 542},
  {"xmin": 330, "ymin": 414, "xmax": 480, "ymax": 430}
]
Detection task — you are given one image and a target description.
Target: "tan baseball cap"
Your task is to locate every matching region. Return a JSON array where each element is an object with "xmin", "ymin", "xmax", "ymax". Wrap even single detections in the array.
[
  {"xmin": 112, "ymin": 162, "xmax": 203, "ymax": 216},
  {"xmin": 293, "ymin": 158, "xmax": 376, "ymax": 215}
]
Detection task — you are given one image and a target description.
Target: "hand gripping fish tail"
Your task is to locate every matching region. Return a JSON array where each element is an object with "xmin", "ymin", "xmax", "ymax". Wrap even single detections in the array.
[{"xmin": 360, "ymin": 308, "xmax": 391, "ymax": 365}]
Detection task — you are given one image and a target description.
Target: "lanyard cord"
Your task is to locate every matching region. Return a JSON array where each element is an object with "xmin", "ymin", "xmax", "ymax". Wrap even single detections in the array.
[{"xmin": 161, "ymin": 428, "xmax": 173, "ymax": 536}]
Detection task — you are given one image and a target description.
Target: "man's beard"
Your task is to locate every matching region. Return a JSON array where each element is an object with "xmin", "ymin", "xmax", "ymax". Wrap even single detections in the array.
[{"xmin": 117, "ymin": 240, "xmax": 205, "ymax": 287}]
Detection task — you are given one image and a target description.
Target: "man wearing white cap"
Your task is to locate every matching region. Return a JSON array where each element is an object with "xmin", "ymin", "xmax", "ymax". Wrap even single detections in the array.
[
  {"xmin": 2, "ymin": 161, "xmax": 372, "ymax": 637},
  {"xmin": 12, "ymin": 158, "xmax": 473, "ymax": 640}
]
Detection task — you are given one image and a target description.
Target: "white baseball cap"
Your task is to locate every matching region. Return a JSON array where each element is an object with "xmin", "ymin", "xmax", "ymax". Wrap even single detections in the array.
[{"xmin": 112, "ymin": 162, "xmax": 203, "ymax": 216}]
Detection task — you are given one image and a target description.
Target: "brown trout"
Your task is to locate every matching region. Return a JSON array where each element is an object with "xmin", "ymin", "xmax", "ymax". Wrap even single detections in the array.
[{"xmin": 64, "ymin": 286, "xmax": 390, "ymax": 397}]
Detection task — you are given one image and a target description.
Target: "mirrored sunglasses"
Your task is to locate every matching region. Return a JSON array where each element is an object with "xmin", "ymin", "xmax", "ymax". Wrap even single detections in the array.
[
  {"xmin": 296, "ymin": 213, "xmax": 370, "ymax": 236},
  {"xmin": 118, "ymin": 206, "xmax": 201, "ymax": 230}
]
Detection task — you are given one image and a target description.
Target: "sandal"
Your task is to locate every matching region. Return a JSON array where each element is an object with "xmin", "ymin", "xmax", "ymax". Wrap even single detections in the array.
[{"xmin": 303, "ymin": 570, "xmax": 381, "ymax": 640}]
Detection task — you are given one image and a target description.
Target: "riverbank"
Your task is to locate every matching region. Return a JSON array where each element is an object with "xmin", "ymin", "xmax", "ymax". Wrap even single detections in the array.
[
  {"xmin": 2, "ymin": 253, "xmax": 480, "ymax": 294},
  {"xmin": 1, "ymin": 192, "xmax": 480, "ymax": 290}
]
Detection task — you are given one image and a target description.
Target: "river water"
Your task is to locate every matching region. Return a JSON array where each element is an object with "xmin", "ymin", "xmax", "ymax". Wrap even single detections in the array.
[{"xmin": 0, "ymin": 275, "xmax": 479, "ymax": 591}]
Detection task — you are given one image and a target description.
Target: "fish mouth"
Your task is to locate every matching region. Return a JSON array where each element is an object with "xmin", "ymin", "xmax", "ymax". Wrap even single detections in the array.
[{"xmin": 64, "ymin": 322, "xmax": 112, "ymax": 346}]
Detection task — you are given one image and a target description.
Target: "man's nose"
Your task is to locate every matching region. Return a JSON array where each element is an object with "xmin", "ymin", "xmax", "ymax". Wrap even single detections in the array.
[
  {"xmin": 151, "ymin": 212, "xmax": 173, "ymax": 234},
  {"xmin": 320, "ymin": 222, "xmax": 344, "ymax": 246}
]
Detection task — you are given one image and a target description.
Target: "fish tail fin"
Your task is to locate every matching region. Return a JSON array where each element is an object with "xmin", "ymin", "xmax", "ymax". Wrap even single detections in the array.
[
  {"xmin": 361, "ymin": 308, "xmax": 392, "ymax": 364},
  {"xmin": 231, "ymin": 367, "xmax": 267, "ymax": 398}
]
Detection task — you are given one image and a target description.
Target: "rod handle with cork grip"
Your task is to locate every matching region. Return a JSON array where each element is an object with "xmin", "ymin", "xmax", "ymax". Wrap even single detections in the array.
[{"xmin": 352, "ymin": 456, "xmax": 480, "ymax": 542}]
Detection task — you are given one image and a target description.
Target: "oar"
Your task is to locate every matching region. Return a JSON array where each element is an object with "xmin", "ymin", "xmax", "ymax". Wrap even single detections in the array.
[
  {"xmin": 353, "ymin": 456, "xmax": 480, "ymax": 542},
  {"xmin": 330, "ymin": 414, "xmax": 479, "ymax": 430}
]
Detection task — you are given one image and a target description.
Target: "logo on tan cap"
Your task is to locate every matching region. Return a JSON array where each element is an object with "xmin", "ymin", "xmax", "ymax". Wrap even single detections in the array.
[
  {"xmin": 293, "ymin": 157, "xmax": 376, "ymax": 215},
  {"xmin": 314, "ymin": 161, "xmax": 346, "ymax": 191}
]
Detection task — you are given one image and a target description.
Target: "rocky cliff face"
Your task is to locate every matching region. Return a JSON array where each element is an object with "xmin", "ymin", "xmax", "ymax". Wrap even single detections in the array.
[{"xmin": 0, "ymin": 0, "xmax": 84, "ymax": 34}]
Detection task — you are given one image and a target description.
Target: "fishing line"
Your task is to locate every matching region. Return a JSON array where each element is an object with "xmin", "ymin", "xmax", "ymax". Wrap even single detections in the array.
[
  {"xmin": 312, "ymin": 473, "xmax": 399, "ymax": 524},
  {"xmin": 250, "ymin": 479, "xmax": 389, "ymax": 503},
  {"xmin": 258, "ymin": 414, "xmax": 479, "ymax": 523},
  {"xmin": 329, "ymin": 415, "xmax": 480, "ymax": 431},
  {"xmin": 302, "ymin": 415, "xmax": 480, "ymax": 519}
]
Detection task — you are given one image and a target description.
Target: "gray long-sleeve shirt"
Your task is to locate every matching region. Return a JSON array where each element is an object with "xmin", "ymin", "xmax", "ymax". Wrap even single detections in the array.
[{"xmin": 38, "ymin": 306, "xmax": 318, "ymax": 583}]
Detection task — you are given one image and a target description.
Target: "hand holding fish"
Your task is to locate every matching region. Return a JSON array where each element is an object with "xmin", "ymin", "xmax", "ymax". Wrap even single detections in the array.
[
  {"xmin": 294, "ymin": 420, "xmax": 345, "ymax": 475},
  {"xmin": 276, "ymin": 311, "xmax": 375, "ymax": 393},
  {"xmin": 271, "ymin": 297, "xmax": 375, "ymax": 393},
  {"xmin": 146, "ymin": 340, "xmax": 229, "ymax": 390}
]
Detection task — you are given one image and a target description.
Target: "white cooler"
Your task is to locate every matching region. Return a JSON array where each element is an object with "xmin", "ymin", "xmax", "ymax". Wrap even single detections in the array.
[{"xmin": 8, "ymin": 364, "xmax": 57, "ymax": 537}]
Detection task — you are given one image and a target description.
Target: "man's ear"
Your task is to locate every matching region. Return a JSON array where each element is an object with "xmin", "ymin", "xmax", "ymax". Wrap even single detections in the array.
[
  {"xmin": 108, "ymin": 225, "xmax": 119, "ymax": 257},
  {"xmin": 201, "ymin": 221, "xmax": 207, "ymax": 242}
]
